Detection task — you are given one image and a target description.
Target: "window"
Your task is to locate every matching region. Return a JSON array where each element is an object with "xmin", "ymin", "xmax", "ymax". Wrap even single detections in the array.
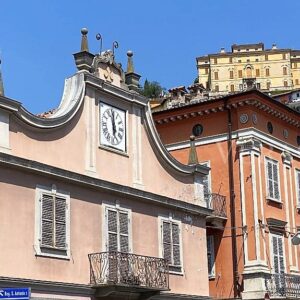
[
  {"xmin": 207, "ymin": 235, "xmax": 215, "ymax": 278},
  {"xmin": 214, "ymin": 72, "xmax": 219, "ymax": 80},
  {"xmin": 35, "ymin": 185, "xmax": 70, "ymax": 258},
  {"xmin": 215, "ymin": 85, "xmax": 219, "ymax": 92},
  {"xmin": 238, "ymin": 70, "xmax": 243, "ymax": 78},
  {"xmin": 265, "ymin": 54, "xmax": 269, "ymax": 61},
  {"xmin": 282, "ymin": 53, "xmax": 286, "ymax": 60},
  {"xmin": 214, "ymin": 58, "xmax": 218, "ymax": 64},
  {"xmin": 296, "ymin": 79, "xmax": 299, "ymax": 85},
  {"xmin": 229, "ymin": 70, "xmax": 234, "ymax": 79},
  {"xmin": 229, "ymin": 57, "xmax": 233, "ymax": 63},
  {"xmin": 256, "ymin": 83, "xmax": 261, "ymax": 89},
  {"xmin": 283, "ymin": 67, "xmax": 287, "ymax": 75},
  {"xmin": 161, "ymin": 218, "xmax": 182, "ymax": 272},
  {"xmin": 266, "ymin": 68, "xmax": 270, "ymax": 76},
  {"xmin": 238, "ymin": 59, "xmax": 241, "ymax": 63},
  {"xmin": 271, "ymin": 233, "xmax": 285, "ymax": 274},
  {"xmin": 205, "ymin": 68, "xmax": 209, "ymax": 74},
  {"xmin": 284, "ymin": 80, "xmax": 288, "ymax": 87},
  {"xmin": 265, "ymin": 158, "xmax": 280, "ymax": 202},
  {"xmin": 296, "ymin": 170, "xmax": 300, "ymax": 208},
  {"xmin": 105, "ymin": 205, "xmax": 131, "ymax": 252},
  {"xmin": 255, "ymin": 58, "xmax": 259, "ymax": 62},
  {"xmin": 247, "ymin": 59, "xmax": 250, "ymax": 62},
  {"xmin": 267, "ymin": 81, "xmax": 271, "ymax": 89},
  {"xmin": 294, "ymin": 62, "xmax": 298, "ymax": 68},
  {"xmin": 230, "ymin": 84, "xmax": 235, "ymax": 92},
  {"xmin": 256, "ymin": 69, "xmax": 260, "ymax": 77}
]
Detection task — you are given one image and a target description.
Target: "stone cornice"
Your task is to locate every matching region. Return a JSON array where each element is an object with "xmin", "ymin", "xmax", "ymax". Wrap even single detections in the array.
[
  {"xmin": 0, "ymin": 152, "xmax": 212, "ymax": 217},
  {"xmin": 154, "ymin": 93, "xmax": 300, "ymax": 128}
]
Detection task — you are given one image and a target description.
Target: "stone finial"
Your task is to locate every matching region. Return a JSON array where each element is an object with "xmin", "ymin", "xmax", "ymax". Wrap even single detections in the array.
[
  {"xmin": 125, "ymin": 50, "xmax": 141, "ymax": 91},
  {"xmin": 126, "ymin": 50, "xmax": 134, "ymax": 73},
  {"xmin": 73, "ymin": 28, "xmax": 95, "ymax": 72},
  {"xmin": 0, "ymin": 59, "xmax": 4, "ymax": 96},
  {"xmin": 188, "ymin": 135, "xmax": 199, "ymax": 165},
  {"xmin": 80, "ymin": 28, "xmax": 89, "ymax": 52}
]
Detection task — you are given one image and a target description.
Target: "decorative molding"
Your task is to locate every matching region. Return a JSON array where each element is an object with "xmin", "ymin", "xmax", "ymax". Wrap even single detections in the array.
[
  {"xmin": 236, "ymin": 137, "xmax": 261, "ymax": 154},
  {"xmin": 281, "ymin": 150, "xmax": 293, "ymax": 165},
  {"xmin": 0, "ymin": 152, "xmax": 212, "ymax": 217}
]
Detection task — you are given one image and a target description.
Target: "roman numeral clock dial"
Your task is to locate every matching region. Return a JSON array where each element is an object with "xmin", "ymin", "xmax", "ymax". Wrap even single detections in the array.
[{"xmin": 100, "ymin": 103, "xmax": 126, "ymax": 152}]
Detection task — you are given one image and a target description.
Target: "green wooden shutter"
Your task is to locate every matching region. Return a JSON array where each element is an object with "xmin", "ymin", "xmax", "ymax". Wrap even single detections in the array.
[
  {"xmin": 41, "ymin": 194, "xmax": 54, "ymax": 247},
  {"xmin": 55, "ymin": 196, "xmax": 66, "ymax": 249}
]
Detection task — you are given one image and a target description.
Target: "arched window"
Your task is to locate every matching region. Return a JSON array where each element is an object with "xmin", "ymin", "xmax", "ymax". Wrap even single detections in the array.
[{"xmin": 246, "ymin": 66, "xmax": 252, "ymax": 78}]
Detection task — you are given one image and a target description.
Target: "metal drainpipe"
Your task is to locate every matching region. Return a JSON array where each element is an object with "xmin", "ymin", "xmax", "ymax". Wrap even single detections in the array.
[{"xmin": 225, "ymin": 100, "xmax": 240, "ymax": 298}]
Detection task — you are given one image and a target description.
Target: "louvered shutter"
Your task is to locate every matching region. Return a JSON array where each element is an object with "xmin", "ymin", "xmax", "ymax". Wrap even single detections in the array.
[
  {"xmin": 172, "ymin": 223, "xmax": 181, "ymax": 266},
  {"xmin": 278, "ymin": 236, "xmax": 285, "ymax": 273},
  {"xmin": 41, "ymin": 194, "xmax": 54, "ymax": 247},
  {"xmin": 207, "ymin": 236, "xmax": 215, "ymax": 276},
  {"xmin": 55, "ymin": 196, "xmax": 66, "ymax": 248},
  {"xmin": 273, "ymin": 163, "xmax": 280, "ymax": 200},
  {"xmin": 267, "ymin": 161, "xmax": 274, "ymax": 198},
  {"xmin": 297, "ymin": 172, "xmax": 300, "ymax": 206},
  {"xmin": 272, "ymin": 236, "xmax": 279, "ymax": 273},
  {"xmin": 107, "ymin": 209, "xmax": 118, "ymax": 251},
  {"xmin": 162, "ymin": 222, "xmax": 171, "ymax": 264},
  {"xmin": 119, "ymin": 211, "xmax": 129, "ymax": 253}
]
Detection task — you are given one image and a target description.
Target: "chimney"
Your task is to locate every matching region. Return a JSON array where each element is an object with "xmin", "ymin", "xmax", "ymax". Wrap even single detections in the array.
[
  {"xmin": 73, "ymin": 28, "xmax": 95, "ymax": 72},
  {"xmin": 220, "ymin": 47, "xmax": 226, "ymax": 53},
  {"xmin": 272, "ymin": 44, "xmax": 277, "ymax": 50},
  {"xmin": 125, "ymin": 50, "xmax": 141, "ymax": 92}
]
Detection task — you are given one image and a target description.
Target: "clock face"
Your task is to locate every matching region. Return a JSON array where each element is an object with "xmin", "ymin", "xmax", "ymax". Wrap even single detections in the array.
[{"xmin": 100, "ymin": 103, "xmax": 126, "ymax": 152}]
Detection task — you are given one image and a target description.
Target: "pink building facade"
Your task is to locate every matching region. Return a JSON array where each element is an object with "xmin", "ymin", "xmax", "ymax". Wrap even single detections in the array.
[{"xmin": 0, "ymin": 30, "xmax": 212, "ymax": 300}]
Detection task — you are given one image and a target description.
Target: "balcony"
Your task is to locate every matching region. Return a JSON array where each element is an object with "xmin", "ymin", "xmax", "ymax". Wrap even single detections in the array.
[
  {"xmin": 88, "ymin": 251, "xmax": 169, "ymax": 298},
  {"xmin": 265, "ymin": 273, "xmax": 300, "ymax": 298},
  {"xmin": 206, "ymin": 193, "xmax": 227, "ymax": 219}
]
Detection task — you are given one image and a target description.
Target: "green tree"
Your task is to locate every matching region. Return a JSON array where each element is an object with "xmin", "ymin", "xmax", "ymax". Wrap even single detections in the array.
[{"xmin": 141, "ymin": 79, "xmax": 165, "ymax": 98}]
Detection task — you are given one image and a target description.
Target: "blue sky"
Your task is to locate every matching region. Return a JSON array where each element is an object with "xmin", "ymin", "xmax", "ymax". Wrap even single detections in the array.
[{"xmin": 1, "ymin": 0, "xmax": 299, "ymax": 113}]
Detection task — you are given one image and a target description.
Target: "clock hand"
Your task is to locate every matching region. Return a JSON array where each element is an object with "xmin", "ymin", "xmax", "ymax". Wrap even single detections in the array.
[{"xmin": 112, "ymin": 110, "xmax": 116, "ymax": 136}]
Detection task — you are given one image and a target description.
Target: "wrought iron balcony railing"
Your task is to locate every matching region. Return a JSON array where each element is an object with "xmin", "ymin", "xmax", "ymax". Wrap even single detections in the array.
[
  {"xmin": 265, "ymin": 273, "xmax": 300, "ymax": 298},
  {"xmin": 206, "ymin": 193, "xmax": 227, "ymax": 218},
  {"xmin": 88, "ymin": 251, "xmax": 169, "ymax": 291}
]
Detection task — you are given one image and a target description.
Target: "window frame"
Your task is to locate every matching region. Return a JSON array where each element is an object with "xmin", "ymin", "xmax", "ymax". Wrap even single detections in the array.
[
  {"xmin": 207, "ymin": 235, "xmax": 215, "ymax": 278},
  {"xmin": 35, "ymin": 185, "xmax": 70, "ymax": 259},
  {"xmin": 102, "ymin": 203, "xmax": 132, "ymax": 253},
  {"xmin": 264, "ymin": 157, "xmax": 281, "ymax": 203},
  {"xmin": 158, "ymin": 215, "xmax": 183, "ymax": 275}
]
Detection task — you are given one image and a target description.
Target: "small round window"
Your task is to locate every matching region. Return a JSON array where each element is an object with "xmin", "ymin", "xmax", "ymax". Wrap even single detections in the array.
[
  {"xmin": 267, "ymin": 122, "xmax": 273, "ymax": 134},
  {"xmin": 192, "ymin": 124, "xmax": 203, "ymax": 137}
]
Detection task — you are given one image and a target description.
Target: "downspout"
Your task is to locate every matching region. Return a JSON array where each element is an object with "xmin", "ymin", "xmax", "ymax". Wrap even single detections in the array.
[{"xmin": 225, "ymin": 99, "xmax": 240, "ymax": 298}]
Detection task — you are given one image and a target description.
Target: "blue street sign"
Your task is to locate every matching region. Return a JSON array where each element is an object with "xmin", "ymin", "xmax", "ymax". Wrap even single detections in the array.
[{"xmin": 0, "ymin": 288, "xmax": 30, "ymax": 300}]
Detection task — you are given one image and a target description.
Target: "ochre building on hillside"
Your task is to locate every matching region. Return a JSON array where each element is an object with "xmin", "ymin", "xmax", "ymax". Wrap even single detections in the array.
[{"xmin": 197, "ymin": 43, "xmax": 300, "ymax": 95}]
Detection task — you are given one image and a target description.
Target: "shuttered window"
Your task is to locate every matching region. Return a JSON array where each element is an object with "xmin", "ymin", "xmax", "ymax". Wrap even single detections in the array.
[
  {"xmin": 229, "ymin": 70, "xmax": 234, "ymax": 79},
  {"xmin": 256, "ymin": 69, "xmax": 260, "ymax": 77},
  {"xmin": 106, "ymin": 207, "xmax": 129, "ymax": 253},
  {"xmin": 41, "ymin": 193, "xmax": 67, "ymax": 250},
  {"xmin": 271, "ymin": 233, "xmax": 285, "ymax": 274},
  {"xmin": 207, "ymin": 235, "xmax": 215, "ymax": 277},
  {"xmin": 266, "ymin": 68, "xmax": 270, "ymax": 76},
  {"xmin": 296, "ymin": 170, "xmax": 300, "ymax": 207},
  {"xmin": 162, "ymin": 220, "xmax": 181, "ymax": 271},
  {"xmin": 238, "ymin": 70, "xmax": 243, "ymax": 78},
  {"xmin": 265, "ymin": 158, "xmax": 280, "ymax": 201}
]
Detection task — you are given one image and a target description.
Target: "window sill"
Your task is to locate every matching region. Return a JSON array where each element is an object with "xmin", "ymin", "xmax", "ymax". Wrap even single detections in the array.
[
  {"xmin": 168, "ymin": 270, "xmax": 184, "ymax": 276},
  {"xmin": 35, "ymin": 253, "xmax": 70, "ymax": 260},
  {"xmin": 209, "ymin": 275, "xmax": 216, "ymax": 280},
  {"xmin": 266, "ymin": 197, "xmax": 282, "ymax": 205}
]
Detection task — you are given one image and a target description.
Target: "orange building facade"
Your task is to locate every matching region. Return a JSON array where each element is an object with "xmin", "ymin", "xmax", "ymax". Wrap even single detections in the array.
[{"xmin": 153, "ymin": 90, "xmax": 300, "ymax": 299}]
